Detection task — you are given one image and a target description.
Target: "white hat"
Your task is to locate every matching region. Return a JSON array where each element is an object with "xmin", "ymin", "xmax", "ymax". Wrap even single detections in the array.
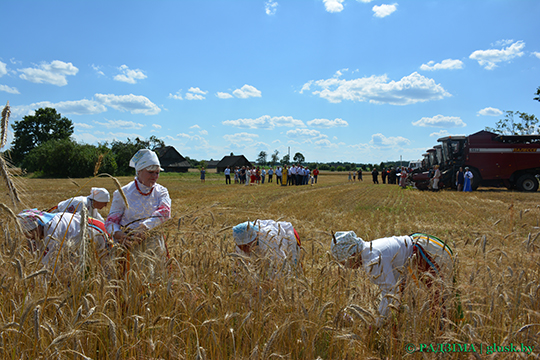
[
  {"xmin": 89, "ymin": 187, "xmax": 110, "ymax": 202},
  {"xmin": 331, "ymin": 231, "xmax": 364, "ymax": 263},
  {"xmin": 233, "ymin": 221, "xmax": 259, "ymax": 245},
  {"xmin": 129, "ymin": 149, "xmax": 163, "ymax": 172}
]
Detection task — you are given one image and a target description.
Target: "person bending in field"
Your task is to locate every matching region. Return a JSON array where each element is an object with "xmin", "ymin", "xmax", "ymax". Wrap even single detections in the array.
[
  {"xmin": 50, "ymin": 187, "xmax": 110, "ymax": 222},
  {"xmin": 331, "ymin": 231, "xmax": 454, "ymax": 324},
  {"xmin": 18, "ymin": 209, "xmax": 111, "ymax": 268},
  {"xmin": 233, "ymin": 219, "xmax": 302, "ymax": 278}
]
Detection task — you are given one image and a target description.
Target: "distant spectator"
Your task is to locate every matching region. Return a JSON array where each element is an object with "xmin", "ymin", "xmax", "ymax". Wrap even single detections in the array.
[
  {"xmin": 463, "ymin": 167, "xmax": 473, "ymax": 192},
  {"xmin": 224, "ymin": 166, "xmax": 231, "ymax": 184},
  {"xmin": 432, "ymin": 165, "xmax": 441, "ymax": 191},
  {"xmin": 313, "ymin": 167, "xmax": 320, "ymax": 184},
  {"xmin": 261, "ymin": 168, "xmax": 266, "ymax": 184},
  {"xmin": 357, "ymin": 169, "xmax": 363, "ymax": 181},
  {"xmin": 456, "ymin": 167, "xmax": 464, "ymax": 192},
  {"xmin": 200, "ymin": 167, "xmax": 206, "ymax": 182},
  {"xmin": 268, "ymin": 167, "xmax": 274, "ymax": 183},
  {"xmin": 372, "ymin": 168, "xmax": 379, "ymax": 184},
  {"xmin": 348, "ymin": 171, "xmax": 352, "ymax": 182},
  {"xmin": 381, "ymin": 168, "xmax": 387, "ymax": 184},
  {"xmin": 276, "ymin": 166, "xmax": 282, "ymax": 185}
]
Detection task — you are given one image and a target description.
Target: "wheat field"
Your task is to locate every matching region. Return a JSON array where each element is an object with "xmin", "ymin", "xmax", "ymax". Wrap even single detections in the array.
[{"xmin": 0, "ymin": 171, "xmax": 539, "ymax": 359}]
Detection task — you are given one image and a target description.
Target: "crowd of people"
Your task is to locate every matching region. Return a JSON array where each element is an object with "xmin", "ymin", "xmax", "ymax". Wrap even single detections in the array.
[{"xmin": 221, "ymin": 165, "xmax": 320, "ymax": 186}]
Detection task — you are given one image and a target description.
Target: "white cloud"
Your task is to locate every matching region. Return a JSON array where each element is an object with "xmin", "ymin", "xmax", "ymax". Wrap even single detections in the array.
[
  {"xmin": 469, "ymin": 40, "xmax": 525, "ymax": 70},
  {"xmin": 532, "ymin": 52, "xmax": 540, "ymax": 60},
  {"xmin": 200, "ymin": 130, "xmax": 208, "ymax": 135},
  {"xmin": 94, "ymin": 93, "xmax": 161, "ymax": 115},
  {"xmin": 357, "ymin": 0, "xmax": 374, "ymax": 3},
  {"xmin": 114, "ymin": 65, "xmax": 147, "ymax": 84},
  {"xmin": 307, "ymin": 118, "xmax": 348, "ymax": 128},
  {"xmin": 216, "ymin": 92, "xmax": 234, "ymax": 99},
  {"xmin": 412, "ymin": 114, "xmax": 466, "ymax": 128},
  {"xmin": 152, "ymin": 124, "xmax": 162, "ymax": 129},
  {"xmin": 369, "ymin": 133, "xmax": 410, "ymax": 148},
  {"xmin": 185, "ymin": 93, "xmax": 205, "ymax": 100},
  {"xmin": 372, "ymin": 3, "xmax": 397, "ymax": 18},
  {"xmin": 223, "ymin": 132, "xmax": 259, "ymax": 145},
  {"xmin": 93, "ymin": 119, "xmax": 145, "ymax": 129},
  {"xmin": 0, "ymin": 85, "xmax": 19, "ymax": 94},
  {"xmin": 188, "ymin": 87, "xmax": 207, "ymax": 95},
  {"xmin": 265, "ymin": 0, "xmax": 278, "ymax": 15},
  {"xmin": 302, "ymin": 71, "xmax": 450, "ymax": 105},
  {"xmin": 190, "ymin": 125, "xmax": 201, "ymax": 129},
  {"xmin": 18, "ymin": 60, "xmax": 78, "ymax": 86},
  {"xmin": 286, "ymin": 128, "xmax": 327, "ymax": 139},
  {"xmin": 323, "ymin": 0, "xmax": 344, "ymax": 13},
  {"xmin": 477, "ymin": 107, "xmax": 503, "ymax": 116},
  {"xmin": 420, "ymin": 59, "xmax": 464, "ymax": 71},
  {"xmin": 74, "ymin": 123, "xmax": 94, "ymax": 129},
  {"xmin": 168, "ymin": 91, "xmax": 183, "ymax": 100},
  {"xmin": 233, "ymin": 84, "xmax": 262, "ymax": 99},
  {"xmin": 0, "ymin": 61, "xmax": 7, "ymax": 77},
  {"xmin": 430, "ymin": 130, "xmax": 449, "ymax": 138},
  {"xmin": 91, "ymin": 64, "xmax": 105, "ymax": 76},
  {"xmin": 223, "ymin": 115, "xmax": 305, "ymax": 129},
  {"xmin": 12, "ymin": 99, "xmax": 107, "ymax": 117}
]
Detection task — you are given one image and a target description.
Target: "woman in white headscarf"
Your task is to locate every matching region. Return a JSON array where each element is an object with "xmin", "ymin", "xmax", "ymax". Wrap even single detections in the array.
[
  {"xmin": 233, "ymin": 219, "xmax": 302, "ymax": 277},
  {"xmin": 331, "ymin": 231, "xmax": 454, "ymax": 323},
  {"xmin": 51, "ymin": 187, "xmax": 110, "ymax": 221},
  {"xmin": 105, "ymin": 149, "xmax": 171, "ymax": 279}
]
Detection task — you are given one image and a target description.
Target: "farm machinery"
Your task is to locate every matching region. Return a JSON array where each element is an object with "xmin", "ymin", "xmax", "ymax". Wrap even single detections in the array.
[{"xmin": 411, "ymin": 130, "xmax": 540, "ymax": 192}]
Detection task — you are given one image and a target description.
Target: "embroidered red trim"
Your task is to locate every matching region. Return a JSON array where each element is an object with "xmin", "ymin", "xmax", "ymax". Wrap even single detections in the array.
[{"xmin": 135, "ymin": 180, "xmax": 153, "ymax": 196}]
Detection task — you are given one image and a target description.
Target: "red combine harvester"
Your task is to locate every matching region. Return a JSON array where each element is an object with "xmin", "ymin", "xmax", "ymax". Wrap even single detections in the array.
[{"xmin": 412, "ymin": 130, "xmax": 540, "ymax": 191}]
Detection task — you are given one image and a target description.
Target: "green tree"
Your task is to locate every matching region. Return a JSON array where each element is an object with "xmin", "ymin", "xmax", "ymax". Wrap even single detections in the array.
[
  {"xmin": 281, "ymin": 154, "xmax": 290, "ymax": 165},
  {"xmin": 486, "ymin": 111, "xmax": 539, "ymax": 135},
  {"xmin": 10, "ymin": 107, "xmax": 74, "ymax": 165},
  {"xmin": 534, "ymin": 86, "xmax": 540, "ymax": 102},
  {"xmin": 271, "ymin": 150, "xmax": 279, "ymax": 165},
  {"xmin": 293, "ymin": 152, "xmax": 305, "ymax": 164},
  {"xmin": 23, "ymin": 139, "xmax": 117, "ymax": 178},
  {"xmin": 256, "ymin": 151, "xmax": 267, "ymax": 165}
]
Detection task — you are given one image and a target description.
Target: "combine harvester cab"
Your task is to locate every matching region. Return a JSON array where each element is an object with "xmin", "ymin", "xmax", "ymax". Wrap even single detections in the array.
[{"xmin": 436, "ymin": 130, "xmax": 540, "ymax": 191}]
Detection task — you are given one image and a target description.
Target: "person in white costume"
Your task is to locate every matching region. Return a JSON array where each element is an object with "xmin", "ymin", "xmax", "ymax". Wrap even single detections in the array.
[
  {"xmin": 331, "ymin": 231, "xmax": 454, "ymax": 322},
  {"xmin": 17, "ymin": 209, "xmax": 110, "ymax": 268},
  {"xmin": 52, "ymin": 187, "xmax": 110, "ymax": 221},
  {"xmin": 105, "ymin": 149, "xmax": 171, "ymax": 279},
  {"xmin": 233, "ymin": 219, "xmax": 302, "ymax": 277}
]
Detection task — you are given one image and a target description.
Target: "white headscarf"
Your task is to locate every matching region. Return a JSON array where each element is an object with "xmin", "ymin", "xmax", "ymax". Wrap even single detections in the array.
[
  {"xmin": 129, "ymin": 149, "xmax": 163, "ymax": 172},
  {"xmin": 233, "ymin": 221, "xmax": 259, "ymax": 245},
  {"xmin": 331, "ymin": 231, "xmax": 364, "ymax": 263},
  {"xmin": 89, "ymin": 187, "xmax": 110, "ymax": 202}
]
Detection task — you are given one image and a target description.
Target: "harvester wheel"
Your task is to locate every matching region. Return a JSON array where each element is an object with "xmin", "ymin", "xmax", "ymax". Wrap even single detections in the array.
[{"xmin": 516, "ymin": 174, "xmax": 539, "ymax": 192}]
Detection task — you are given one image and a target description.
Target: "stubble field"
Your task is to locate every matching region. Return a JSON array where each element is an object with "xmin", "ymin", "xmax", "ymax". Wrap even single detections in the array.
[{"xmin": 0, "ymin": 171, "xmax": 539, "ymax": 359}]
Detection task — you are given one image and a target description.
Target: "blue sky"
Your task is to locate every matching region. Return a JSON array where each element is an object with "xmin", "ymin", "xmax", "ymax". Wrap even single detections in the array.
[{"xmin": 1, "ymin": 0, "xmax": 539, "ymax": 164}]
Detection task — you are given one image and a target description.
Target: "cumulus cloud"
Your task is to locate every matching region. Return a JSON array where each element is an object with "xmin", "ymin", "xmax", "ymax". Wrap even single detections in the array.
[
  {"xmin": 152, "ymin": 124, "xmax": 162, "ymax": 129},
  {"xmin": 469, "ymin": 40, "xmax": 525, "ymax": 70},
  {"xmin": 75, "ymin": 123, "xmax": 94, "ymax": 129},
  {"xmin": 223, "ymin": 115, "xmax": 305, "ymax": 129},
  {"xmin": 420, "ymin": 59, "xmax": 464, "ymax": 71},
  {"xmin": 0, "ymin": 61, "xmax": 7, "ymax": 77},
  {"xmin": 372, "ymin": 3, "xmax": 397, "ymax": 18},
  {"xmin": 307, "ymin": 118, "xmax": 348, "ymax": 128},
  {"xmin": 477, "ymin": 107, "xmax": 503, "ymax": 116},
  {"xmin": 412, "ymin": 114, "xmax": 466, "ymax": 128},
  {"xmin": 216, "ymin": 92, "xmax": 234, "ymax": 99},
  {"xmin": 323, "ymin": 0, "xmax": 344, "ymax": 13},
  {"xmin": 233, "ymin": 84, "xmax": 261, "ymax": 99},
  {"xmin": 369, "ymin": 133, "xmax": 410, "ymax": 148},
  {"xmin": 301, "ymin": 72, "xmax": 450, "ymax": 105},
  {"xmin": 168, "ymin": 91, "xmax": 183, "ymax": 100},
  {"xmin": 94, "ymin": 93, "xmax": 161, "ymax": 115},
  {"xmin": 93, "ymin": 119, "xmax": 145, "ymax": 129},
  {"xmin": 185, "ymin": 87, "xmax": 208, "ymax": 100},
  {"xmin": 265, "ymin": 0, "xmax": 278, "ymax": 15},
  {"xmin": 18, "ymin": 60, "xmax": 78, "ymax": 86},
  {"xmin": 223, "ymin": 132, "xmax": 259, "ymax": 145},
  {"xmin": 286, "ymin": 128, "xmax": 327, "ymax": 139},
  {"xmin": 114, "ymin": 65, "xmax": 147, "ymax": 84},
  {"xmin": 12, "ymin": 99, "xmax": 107, "ymax": 117},
  {"xmin": 532, "ymin": 52, "xmax": 540, "ymax": 60},
  {"xmin": 0, "ymin": 85, "xmax": 19, "ymax": 94},
  {"xmin": 430, "ymin": 130, "xmax": 449, "ymax": 138}
]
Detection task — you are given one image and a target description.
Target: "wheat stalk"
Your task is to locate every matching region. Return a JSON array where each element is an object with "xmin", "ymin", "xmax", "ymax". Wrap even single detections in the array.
[
  {"xmin": 98, "ymin": 173, "xmax": 129, "ymax": 209},
  {"xmin": 1, "ymin": 101, "xmax": 10, "ymax": 149}
]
